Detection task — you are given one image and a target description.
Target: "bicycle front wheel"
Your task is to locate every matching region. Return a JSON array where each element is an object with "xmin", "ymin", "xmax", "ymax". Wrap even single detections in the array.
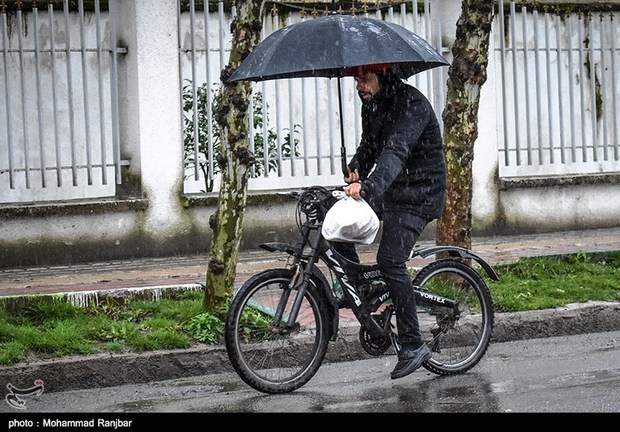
[
  {"xmin": 413, "ymin": 259, "xmax": 494, "ymax": 376},
  {"xmin": 224, "ymin": 268, "xmax": 331, "ymax": 394}
]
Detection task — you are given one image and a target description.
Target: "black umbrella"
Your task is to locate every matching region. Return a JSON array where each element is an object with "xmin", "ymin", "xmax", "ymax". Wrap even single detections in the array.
[{"xmin": 227, "ymin": 14, "xmax": 449, "ymax": 173}]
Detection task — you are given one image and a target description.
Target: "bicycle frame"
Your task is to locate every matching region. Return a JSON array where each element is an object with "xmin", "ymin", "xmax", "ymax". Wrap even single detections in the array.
[{"xmin": 258, "ymin": 207, "xmax": 499, "ymax": 342}]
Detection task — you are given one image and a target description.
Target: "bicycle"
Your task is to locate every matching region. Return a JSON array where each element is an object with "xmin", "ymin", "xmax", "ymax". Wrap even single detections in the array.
[{"xmin": 224, "ymin": 185, "xmax": 498, "ymax": 394}]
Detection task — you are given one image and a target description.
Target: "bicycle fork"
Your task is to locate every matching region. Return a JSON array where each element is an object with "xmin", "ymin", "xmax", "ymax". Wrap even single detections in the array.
[
  {"xmin": 273, "ymin": 234, "xmax": 323, "ymax": 331},
  {"xmin": 272, "ymin": 265, "xmax": 307, "ymax": 331}
]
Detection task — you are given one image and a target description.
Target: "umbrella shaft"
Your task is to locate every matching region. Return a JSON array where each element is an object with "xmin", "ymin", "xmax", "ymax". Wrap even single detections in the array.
[{"xmin": 337, "ymin": 78, "xmax": 348, "ymax": 176}]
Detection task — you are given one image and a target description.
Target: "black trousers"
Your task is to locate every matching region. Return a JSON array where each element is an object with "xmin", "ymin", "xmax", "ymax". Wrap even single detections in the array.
[{"xmin": 334, "ymin": 210, "xmax": 429, "ymax": 346}]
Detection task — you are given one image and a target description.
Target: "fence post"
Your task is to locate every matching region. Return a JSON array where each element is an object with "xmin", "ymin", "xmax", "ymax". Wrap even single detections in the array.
[{"xmin": 113, "ymin": 1, "xmax": 188, "ymax": 234}]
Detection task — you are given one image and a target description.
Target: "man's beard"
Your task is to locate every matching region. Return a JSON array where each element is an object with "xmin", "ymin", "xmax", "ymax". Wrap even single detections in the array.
[{"xmin": 358, "ymin": 91, "xmax": 372, "ymax": 103}]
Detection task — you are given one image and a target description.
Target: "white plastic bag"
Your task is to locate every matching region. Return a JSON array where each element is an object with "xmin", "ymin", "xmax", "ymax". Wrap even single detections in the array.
[{"xmin": 321, "ymin": 195, "xmax": 380, "ymax": 245}]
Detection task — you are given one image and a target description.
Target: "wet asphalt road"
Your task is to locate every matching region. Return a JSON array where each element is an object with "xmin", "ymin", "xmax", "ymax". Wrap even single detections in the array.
[{"xmin": 4, "ymin": 330, "xmax": 620, "ymax": 415}]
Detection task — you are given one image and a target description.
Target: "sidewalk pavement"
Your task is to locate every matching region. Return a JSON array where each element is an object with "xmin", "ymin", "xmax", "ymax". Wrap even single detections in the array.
[
  {"xmin": 3, "ymin": 226, "xmax": 620, "ymax": 299},
  {"xmin": 2, "ymin": 227, "xmax": 620, "ymax": 394}
]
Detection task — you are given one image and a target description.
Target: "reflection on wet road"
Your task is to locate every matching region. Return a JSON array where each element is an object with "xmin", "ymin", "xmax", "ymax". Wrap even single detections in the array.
[{"xmin": 7, "ymin": 331, "xmax": 620, "ymax": 413}]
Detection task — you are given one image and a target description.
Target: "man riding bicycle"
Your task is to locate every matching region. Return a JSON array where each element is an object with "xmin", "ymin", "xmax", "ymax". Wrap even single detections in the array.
[{"xmin": 336, "ymin": 63, "xmax": 447, "ymax": 380}]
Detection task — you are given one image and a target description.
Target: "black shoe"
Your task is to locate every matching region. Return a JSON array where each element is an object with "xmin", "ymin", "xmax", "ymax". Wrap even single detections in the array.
[{"xmin": 390, "ymin": 343, "xmax": 431, "ymax": 380}]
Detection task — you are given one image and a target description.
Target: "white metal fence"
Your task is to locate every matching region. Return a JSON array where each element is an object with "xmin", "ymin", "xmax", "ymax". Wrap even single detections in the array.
[
  {"xmin": 2, "ymin": 1, "xmax": 619, "ymax": 205},
  {"xmin": 0, "ymin": 0, "xmax": 125, "ymax": 203},
  {"xmin": 496, "ymin": 1, "xmax": 620, "ymax": 178}
]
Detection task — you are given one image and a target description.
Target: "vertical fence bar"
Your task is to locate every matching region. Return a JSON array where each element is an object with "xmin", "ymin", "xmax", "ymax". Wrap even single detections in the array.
[
  {"xmin": 240, "ymin": 29, "xmax": 259, "ymax": 179},
  {"xmin": 313, "ymin": 77, "xmax": 321, "ymax": 176},
  {"xmin": 328, "ymin": 78, "xmax": 337, "ymax": 175},
  {"xmin": 611, "ymin": 12, "xmax": 619, "ymax": 161},
  {"xmin": 109, "ymin": 0, "xmax": 122, "ymax": 184},
  {"xmin": 567, "ymin": 14, "xmax": 577, "ymax": 162},
  {"xmin": 521, "ymin": 5, "xmax": 532, "ymax": 165},
  {"xmin": 298, "ymin": 14, "xmax": 309, "ymax": 177},
  {"xmin": 95, "ymin": 0, "xmax": 107, "ymax": 184},
  {"xmin": 355, "ymin": 6, "xmax": 366, "ymax": 153},
  {"xmin": 353, "ymin": 74, "xmax": 362, "ymax": 152},
  {"xmin": 533, "ymin": 8, "xmax": 543, "ymax": 164},
  {"xmin": 433, "ymin": 0, "xmax": 444, "ymax": 119},
  {"xmin": 588, "ymin": 13, "xmax": 598, "ymax": 162},
  {"xmin": 510, "ymin": 2, "xmax": 521, "ymax": 165},
  {"xmin": 301, "ymin": 74, "xmax": 309, "ymax": 176},
  {"xmin": 189, "ymin": 0, "xmax": 200, "ymax": 180},
  {"xmin": 400, "ymin": 4, "xmax": 407, "ymax": 60},
  {"xmin": 323, "ymin": 6, "xmax": 336, "ymax": 175},
  {"xmin": 424, "ymin": 0, "xmax": 432, "ymax": 103},
  {"xmin": 599, "ymin": 13, "xmax": 609, "ymax": 161},
  {"xmin": 63, "ymin": 0, "xmax": 78, "ymax": 185},
  {"xmin": 48, "ymin": 1, "xmax": 63, "ymax": 186},
  {"xmin": 544, "ymin": 8, "xmax": 555, "ymax": 164},
  {"xmin": 498, "ymin": 0, "xmax": 510, "ymax": 166},
  {"xmin": 248, "ymin": 76, "xmax": 255, "ymax": 179},
  {"xmin": 33, "ymin": 4, "xmax": 47, "ymax": 187},
  {"xmin": 78, "ymin": 0, "xmax": 93, "ymax": 184},
  {"xmin": 577, "ymin": 13, "xmax": 588, "ymax": 162},
  {"xmin": 411, "ymin": 0, "xmax": 421, "ymax": 90},
  {"xmin": 1, "ymin": 6, "xmax": 15, "ymax": 188},
  {"xmin": 555, "ymin": 12, "xmax": 566, "ymax": 164},
  {"xmin": 16, "ymin": 6, "xmax": 31, "ymax": 188},
  {"xmin": 218, "ymin": 1, "xmax": 225, "ymax": 79},
  {"xmin": 261, "ymin": 17, "xmax": 269, "ymax": 177},
  {"xmin": 286, "ymin": 14, "xmax": 295, "ymax": 177},
  {"xmin": 204, "ymin": 0, "xmax": 215, "ymax": 182},
  {"xmin": 272, "ymin": 12, "xmax": 283, "ymax": 176},
  {"xmin": 176, "ymin": 0, "xmax": 184, "ymax": 178},
  {"xmin": 398, "ymin": 6, "xmax": 406, "ymax": 58}
]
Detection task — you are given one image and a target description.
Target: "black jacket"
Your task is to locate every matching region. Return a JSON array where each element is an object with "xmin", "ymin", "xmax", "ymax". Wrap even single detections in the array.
[{"xmin": 348, "ymin": 75, "xmax": 446, "ymax": 221}]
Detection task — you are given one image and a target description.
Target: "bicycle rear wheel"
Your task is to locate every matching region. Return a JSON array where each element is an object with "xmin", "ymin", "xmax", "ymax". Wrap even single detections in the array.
[
  {"xmin": 413, "ymin": 259, "xmax": 494, "ymax": 375},
  {"xmin": 224, "ymin": 268, "xmax": 331, "ymax": 394}
]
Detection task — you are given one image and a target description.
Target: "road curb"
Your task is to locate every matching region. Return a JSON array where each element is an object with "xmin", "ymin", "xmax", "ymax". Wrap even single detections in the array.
[{"xmin": 1, "ymin": 301, "xmax": 619, "ymax": 394}]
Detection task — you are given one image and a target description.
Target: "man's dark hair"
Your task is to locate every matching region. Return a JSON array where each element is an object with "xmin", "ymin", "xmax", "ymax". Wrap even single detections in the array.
[{"xmin": 377, "ymin": 66, "xmax": 403, "ymax": 93}]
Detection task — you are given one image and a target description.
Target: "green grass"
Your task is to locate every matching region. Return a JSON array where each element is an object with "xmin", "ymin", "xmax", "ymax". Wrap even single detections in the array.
[
  {"xmin": 488, "ymin": 251, "xmax": 620, "ymax": 312},
  {"xmin": 0, "ymin": 290, "xmax": 217, "ymax": 365},
  {"xmin": 1, "ymin": 251, "xmax": 620, "ymax": 366}
]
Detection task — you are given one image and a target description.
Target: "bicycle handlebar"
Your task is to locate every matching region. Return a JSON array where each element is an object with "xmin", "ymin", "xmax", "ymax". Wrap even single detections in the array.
[{"xmin": 279, "ymin": 185, "xmax": 366, "ymax": 203}]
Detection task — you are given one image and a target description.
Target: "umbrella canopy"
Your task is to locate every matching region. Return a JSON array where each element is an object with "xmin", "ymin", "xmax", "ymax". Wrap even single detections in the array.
[
  {"xmin": 226, "ymin": 14, "xmax": 449, "ymax": 175},
  {"xmin": 227, "ymin": 14, "xmax": 449, "ymax": 83}
]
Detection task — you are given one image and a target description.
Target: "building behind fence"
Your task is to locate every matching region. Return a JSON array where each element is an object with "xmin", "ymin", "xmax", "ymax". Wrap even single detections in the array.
[{"xmin": 1, "ymin": 0, "xmax": 619, "ymax": 269}]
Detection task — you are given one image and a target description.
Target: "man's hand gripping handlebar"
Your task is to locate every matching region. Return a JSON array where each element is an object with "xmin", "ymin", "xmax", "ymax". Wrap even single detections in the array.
[{"xmin": 343, "ymin": 166, "xmax": 366, "ymax": 200}]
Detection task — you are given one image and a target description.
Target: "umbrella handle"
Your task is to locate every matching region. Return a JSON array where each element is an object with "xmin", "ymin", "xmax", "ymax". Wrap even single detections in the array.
[{"xmin": 341, "ymin": 146, "xmax": 348, "ymax": 177}]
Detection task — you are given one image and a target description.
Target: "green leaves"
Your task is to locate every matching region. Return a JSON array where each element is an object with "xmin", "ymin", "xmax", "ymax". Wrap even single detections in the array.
[
  {"xmin": 182, "ymin": 80, "xmax": 301, "ymax": 191},
  {"xmin": 186, "ymin": 312, "xmax": 224, "ymax": 344}
]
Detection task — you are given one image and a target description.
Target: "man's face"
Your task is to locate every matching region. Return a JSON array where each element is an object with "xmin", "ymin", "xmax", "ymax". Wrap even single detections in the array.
[{"xmin": 355, "ymin": 72, "xmax": 381, "ymax": 103}]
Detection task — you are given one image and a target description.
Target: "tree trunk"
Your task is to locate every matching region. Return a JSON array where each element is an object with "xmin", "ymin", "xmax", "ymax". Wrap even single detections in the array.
[
  {"xmin": 204, "ymin": 0, "xmax": 264, "ymax": 312},
  {"xmin": 437, "ymin": 0, "xmax": 495, "ymax": 249}
]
